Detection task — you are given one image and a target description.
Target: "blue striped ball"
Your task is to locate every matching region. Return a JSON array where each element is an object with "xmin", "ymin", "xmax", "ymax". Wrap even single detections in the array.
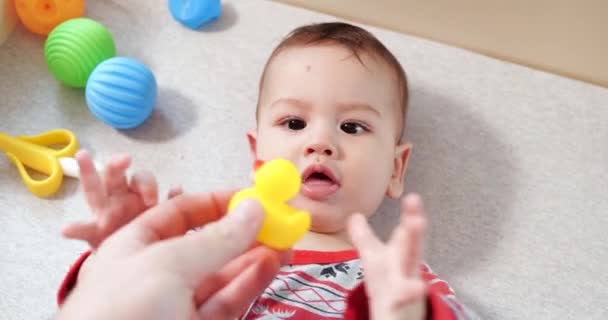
[{"xmin": 85, "ymin": 57, "xmax": 157, "ymax": 129}]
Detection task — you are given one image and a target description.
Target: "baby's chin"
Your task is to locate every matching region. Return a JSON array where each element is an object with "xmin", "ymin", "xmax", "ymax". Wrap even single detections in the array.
[
  {"xmin": 308, "ymin": 220, "xmax": 346, "ymax": 234},
  {"xmin": 289, "ymin": 195, "xmax": 352, "ymax": 233}
]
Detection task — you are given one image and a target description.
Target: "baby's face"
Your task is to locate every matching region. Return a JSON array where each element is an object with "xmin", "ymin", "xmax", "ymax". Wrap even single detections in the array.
[{"xmin": 251, "ymin": 44, "xmax": 409, "ymax": 233}]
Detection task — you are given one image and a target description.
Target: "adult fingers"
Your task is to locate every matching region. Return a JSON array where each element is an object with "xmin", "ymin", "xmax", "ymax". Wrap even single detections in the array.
[
  {"xmin": 148, "ymin": 199, "xmax": 264, "ymax": 283},
  {"xmin": 99, "ymin": 191, "xmax": 244, "ymax": 259},
  {"xmin": 193, "ymin": 246, "xmax": 282, "ymax": 306},
  {"xmin": 196, "ymin": 248, "xmax": 281, "ymax": 319}
]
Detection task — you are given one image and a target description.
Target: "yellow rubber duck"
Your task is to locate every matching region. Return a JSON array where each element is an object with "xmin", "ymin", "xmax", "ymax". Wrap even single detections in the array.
[{"xmin": 228, "ymin": 158, "xmax": 311, "ymax": 250}]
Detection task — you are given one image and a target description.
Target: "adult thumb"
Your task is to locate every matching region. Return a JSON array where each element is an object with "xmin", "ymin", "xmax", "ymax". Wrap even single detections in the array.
[{"xmin": 156, "ymin": 198, "xmax": 265, "ymax": 284}]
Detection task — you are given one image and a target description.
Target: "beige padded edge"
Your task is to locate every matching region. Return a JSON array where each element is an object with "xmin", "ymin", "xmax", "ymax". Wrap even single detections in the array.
[
  {"xmin": 0, "ymin": 0, "xmax": 17, "ymax": 46},
  {"xmin": 274, "ymin": 0, "xmax": 608, "ymax": 88}
]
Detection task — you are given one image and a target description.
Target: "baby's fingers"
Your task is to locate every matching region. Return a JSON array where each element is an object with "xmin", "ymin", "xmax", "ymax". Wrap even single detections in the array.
[
  {"xmin": 76, "ymin": 150, "xmax": 105, "ymax": 212},
  {"xmin": 348, "ymin": 213, "xmax": 383, "ymax": 257},
  {"xmin": 393, "ymin": 279, "xmax": 427, "ymax": 309},
  {"xmin": 399, "ymin": 195, "xmax": 427, "ymax": 277},
  {"xmin": 167, "ymin": 186, "xmax": 183, "ymax": 199},
  {"xmin": 401, "ymin": 193, "xmax": 424, "ymax": 219},
  {"xmin": 62, "ymin": 221, "xmax": 100, "ymax": 248},
  {"xmin": 129, "ymin": 170, "xmax": 159, "ymax": 207},
  {"xmin": 103, "ymin": 153, "xmax": 131, "ymax": 194}
]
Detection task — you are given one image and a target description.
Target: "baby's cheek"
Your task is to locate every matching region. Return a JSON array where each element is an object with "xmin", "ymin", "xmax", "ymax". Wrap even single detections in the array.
[
  {"xmin": 256, "ymin": 142, "xmax": 282, "ymax": 160},
  {"xmin": 257, "ymin": 133, "xmax": 298, "ymax": 160},
  {"xmin": 354, "ymin": 187, "xmax": 385, "ymax": 218},
  {"xmin": 353, "ymin": 170, "xmax": 392, "ymax": 214}
]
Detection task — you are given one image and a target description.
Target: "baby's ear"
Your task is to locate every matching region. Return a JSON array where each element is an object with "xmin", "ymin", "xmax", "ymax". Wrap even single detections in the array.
[
  {"xmin": 386, "ymin": 142, "xmax": 412, "ymax": 199},
  {"xmin": 247, "ymin": 131, "xmax": 258, "ymax": 158}
]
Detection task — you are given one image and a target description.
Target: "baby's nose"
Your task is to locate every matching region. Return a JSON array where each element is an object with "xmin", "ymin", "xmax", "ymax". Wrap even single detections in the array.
[{"xmin": 305, "ymin": 143, "xmax": 335, "ymax": 157}]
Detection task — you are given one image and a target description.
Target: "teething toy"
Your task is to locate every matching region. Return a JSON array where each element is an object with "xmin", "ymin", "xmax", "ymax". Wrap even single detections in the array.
[
  {"xmin": 15, "ymin": 0, "xmax": 84, "ymax": 35},
  {"xmin": 168, "ymin": 0, "xmax": 221, "ymax": 30},
  {"xmin": 0, "ymin": 129, "xmax": 78, "ymax": 197},
  {"xmin": 86, "ymin": 57, "xmax": 157, "ymax": 129},
  {"xmin": 228, "ymin": 159, "xmax": 311, "ymax": 250},
  {"xmin": 45, "ymin": 18, "xmax": 115, "ymax": 88}
]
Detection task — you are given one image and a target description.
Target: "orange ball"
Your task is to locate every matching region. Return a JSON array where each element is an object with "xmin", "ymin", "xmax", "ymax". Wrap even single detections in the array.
[{"xmin": 15, "ymin": 0, "xmax": 85, "ymax": 35}]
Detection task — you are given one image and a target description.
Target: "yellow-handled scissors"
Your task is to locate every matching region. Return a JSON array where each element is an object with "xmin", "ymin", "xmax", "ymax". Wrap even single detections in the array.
[{"xmin": 0, "ymin": 129, "xmax": 79, "ymax": 198}]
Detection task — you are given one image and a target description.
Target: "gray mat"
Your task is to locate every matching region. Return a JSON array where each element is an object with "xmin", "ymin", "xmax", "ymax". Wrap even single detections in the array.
[{"xmin": 1, "ymin": 1, "xmax": 607, "ymax": 319}]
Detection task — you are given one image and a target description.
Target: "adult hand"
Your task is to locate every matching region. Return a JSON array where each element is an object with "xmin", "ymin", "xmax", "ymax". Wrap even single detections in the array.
[{"xmin": 58, "ymin": 191, "xmax": 288, "ymax": 320}]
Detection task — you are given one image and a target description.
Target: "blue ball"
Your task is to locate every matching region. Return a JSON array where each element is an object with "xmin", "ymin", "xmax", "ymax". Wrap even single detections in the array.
[
  {"xmin": 168, "ymin": 0, "xmax": 221, "ymax": 29},
  {"xmin": 85, "ymin": 57, "xmax": 157, "ymax": 129}
]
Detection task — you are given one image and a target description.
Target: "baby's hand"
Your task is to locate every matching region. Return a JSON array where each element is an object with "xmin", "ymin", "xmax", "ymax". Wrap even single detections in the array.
[
  {"xmin": 62, "ymin": 150, "xmax": 183, "ymax": 249},
  {"xmin": 348, "ymin": 194, "xmax": 428, "ymax": 320}
]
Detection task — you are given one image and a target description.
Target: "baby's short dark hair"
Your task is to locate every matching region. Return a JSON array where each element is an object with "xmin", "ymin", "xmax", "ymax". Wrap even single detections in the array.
[{"xmin": 257, "ymin": 22, "xmax": 408, "ymax": 138}]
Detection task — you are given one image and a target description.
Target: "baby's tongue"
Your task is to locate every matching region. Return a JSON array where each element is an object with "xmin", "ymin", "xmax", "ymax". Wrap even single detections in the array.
[
  {"xmin": 304, "ymin": 177, "xmax": 334, "ymax": 186},
  {"xmin": 301, "ymin": 174, "xmax": 340, "ymax": 200}
]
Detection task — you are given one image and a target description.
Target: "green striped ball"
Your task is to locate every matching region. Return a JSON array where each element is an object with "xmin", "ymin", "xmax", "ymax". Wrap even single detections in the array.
[{"xmin": 44, "ymin": 18, "xmax": 115, "ymax": 88}]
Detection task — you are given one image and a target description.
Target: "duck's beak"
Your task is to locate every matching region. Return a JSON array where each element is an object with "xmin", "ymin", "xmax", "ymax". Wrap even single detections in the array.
[{"xmin": 253, "ymin": 159, "xmax": 265, "ymax": 172}]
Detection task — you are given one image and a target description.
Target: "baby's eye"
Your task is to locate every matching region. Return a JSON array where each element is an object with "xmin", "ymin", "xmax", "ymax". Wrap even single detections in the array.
[
  {"xmin": 341, "ymin": 122, "xmax": 369, "ymax": 135},
  {"xmin": 281, "ymin": 118, "xmax": 307, "ymax": 130}
]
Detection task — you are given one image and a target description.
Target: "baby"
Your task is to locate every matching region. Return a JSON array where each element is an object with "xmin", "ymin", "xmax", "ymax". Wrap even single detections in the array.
[{"xmin": 58, "ymin": 22, "xmax": 476, "ymax": 319}]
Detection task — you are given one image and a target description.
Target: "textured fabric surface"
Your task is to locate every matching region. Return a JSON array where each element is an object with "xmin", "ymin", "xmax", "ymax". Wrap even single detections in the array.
[{"xmin": 0, "ymin": 1, "xmax": 606, "ymax": 319}]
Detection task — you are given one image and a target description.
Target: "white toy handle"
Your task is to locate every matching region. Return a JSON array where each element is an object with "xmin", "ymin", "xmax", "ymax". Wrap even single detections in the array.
[{"xmin": 58, "ymin": 157, "xmax": 104, "ymax": 178}]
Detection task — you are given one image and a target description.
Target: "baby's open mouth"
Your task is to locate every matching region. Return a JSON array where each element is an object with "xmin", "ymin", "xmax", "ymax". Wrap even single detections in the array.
[
  {"xmin": 301, "ymin": 165, "xmax": 340, "ymax": 200},
  {"xmin": 305, "ymin": 171, "xmax": 334, "ymax": 184}
]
